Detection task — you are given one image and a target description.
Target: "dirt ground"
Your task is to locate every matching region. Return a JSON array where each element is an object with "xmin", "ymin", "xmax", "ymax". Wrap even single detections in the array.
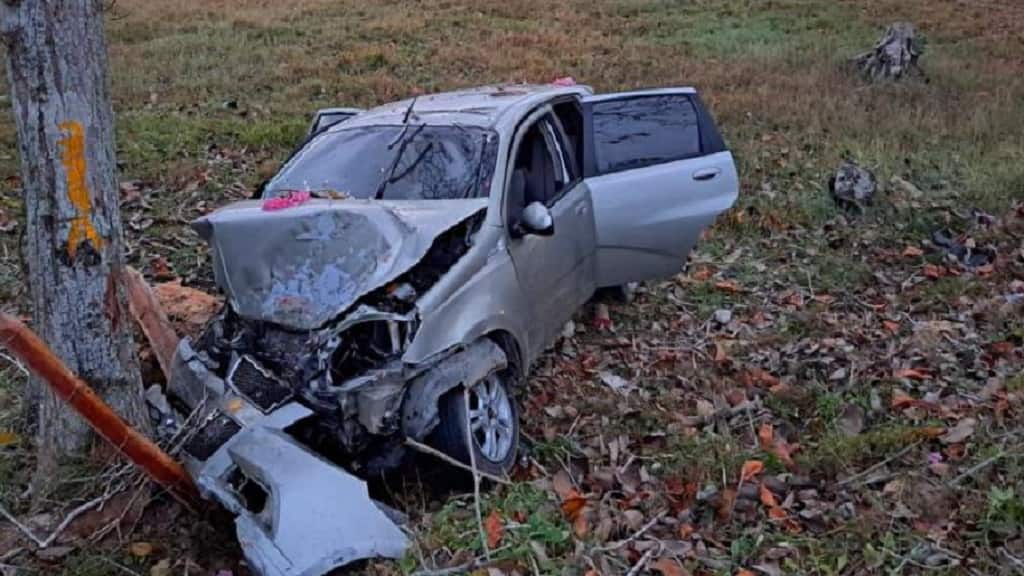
[{"xmin": 1, "ymin": 0, "xmax": 1023, "ymax": 574}]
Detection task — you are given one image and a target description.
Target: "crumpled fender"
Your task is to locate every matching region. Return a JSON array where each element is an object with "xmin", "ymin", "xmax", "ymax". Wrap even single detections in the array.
[{"xmin": 401, "ymin": 339, "xmax": 506, "ymax": 440}]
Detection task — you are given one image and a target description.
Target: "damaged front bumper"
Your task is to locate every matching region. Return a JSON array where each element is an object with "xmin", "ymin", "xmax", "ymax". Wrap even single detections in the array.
[{"xmin": 168, "ymin": 340, "xmax": 409, "ymax": 575}]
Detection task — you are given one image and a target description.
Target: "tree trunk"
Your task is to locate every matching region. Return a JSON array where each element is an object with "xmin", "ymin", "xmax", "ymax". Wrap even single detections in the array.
[{"xmin": 1, "ymin": 0, "xmax": 147, "ymax": 471}]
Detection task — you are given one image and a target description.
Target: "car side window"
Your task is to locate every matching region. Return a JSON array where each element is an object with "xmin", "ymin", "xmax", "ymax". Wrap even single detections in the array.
[{"xmin": 591, "ymin": 94, "xmax": 701, "ymax": 174}]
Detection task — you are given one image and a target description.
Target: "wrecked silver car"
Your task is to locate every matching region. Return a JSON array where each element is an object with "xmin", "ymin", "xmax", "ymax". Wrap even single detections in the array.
[{"xmin": 165, "ymin": 83, "xmax": 738, "ymax": 574}]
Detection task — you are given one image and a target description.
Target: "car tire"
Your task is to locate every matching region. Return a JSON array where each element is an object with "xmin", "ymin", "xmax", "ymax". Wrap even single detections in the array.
[{"xmin": 431, "ymin": 371, "xmax": 519, "ymax": 477}]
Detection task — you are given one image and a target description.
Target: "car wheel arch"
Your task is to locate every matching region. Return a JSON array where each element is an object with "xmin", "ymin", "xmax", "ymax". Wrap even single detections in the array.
[{"xmin": 400, "ymin": 338, "xmax": 509, "ymax": 441}]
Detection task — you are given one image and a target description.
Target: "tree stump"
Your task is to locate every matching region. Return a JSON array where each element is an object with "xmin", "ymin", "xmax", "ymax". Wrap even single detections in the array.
[{"xmin": 853, "ymin": 22, "xmax": 924, "ymax": 81}]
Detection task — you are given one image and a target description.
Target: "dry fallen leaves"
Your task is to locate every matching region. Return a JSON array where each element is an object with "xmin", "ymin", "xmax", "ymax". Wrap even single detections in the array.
[
  {"xmin": 561, "ymin": 489, "xmax": 587, "ymax": 522},
  {"xmin": 717, "ymin": 488, "xmax": 737, "ymax": 521},
  {"xmin": 484, "ymin": 509, "xmax": 504, "ymax": 549},
  {"xmin": 651, "ymin": 558, "xmax": 691, "ymax": 576},
  {"xmin": 715, "ymin": 280, "xmax": 741, "ymax": 293},
  {"xmin": 757, "ymin": 423, "xmax": 798, "ymax": 470},
  {"xmin": 129, "ymin": 542, "xmax": 154, "ymax": 558},
  {"xmin": 740, "ymin": 460, "xmax": 764, "ymax": 483},
  {"xmin": 894, "ymin": 368, "xmax": 932, "ymax": 381},
  {"xmin": 759, "ymin": 483, "xmax": 779, "ymax": 508}
]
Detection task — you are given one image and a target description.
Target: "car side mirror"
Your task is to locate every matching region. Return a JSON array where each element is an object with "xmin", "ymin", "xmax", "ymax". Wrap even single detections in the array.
[{"xmin": 520, "ymin": 201, "xmax": 554, "ymax": 236}]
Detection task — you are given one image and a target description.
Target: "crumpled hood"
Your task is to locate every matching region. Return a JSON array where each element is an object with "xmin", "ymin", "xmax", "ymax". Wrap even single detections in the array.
[{"xmin": 193, "ymin": 198, "xmax": 487, "ymax": 330}]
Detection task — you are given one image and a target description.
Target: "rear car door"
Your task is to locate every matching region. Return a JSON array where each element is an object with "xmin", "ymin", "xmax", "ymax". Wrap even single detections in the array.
[{"xmin": 581, "ymin": 88, "xmax": 738, "ymax": 287}]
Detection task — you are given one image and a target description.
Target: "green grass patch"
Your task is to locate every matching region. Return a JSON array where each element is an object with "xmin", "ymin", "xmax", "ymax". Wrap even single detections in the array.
[
  {"xmin": 618, "ymin": 0, "xmax": 869, "ymax": 57},
  {"xmin": 413, "ymin": 483, "xmax": 570, "ymax": 572},
  {"xmin": 801, "ymin": 424, "xmax": 938, "ymax": 477}
]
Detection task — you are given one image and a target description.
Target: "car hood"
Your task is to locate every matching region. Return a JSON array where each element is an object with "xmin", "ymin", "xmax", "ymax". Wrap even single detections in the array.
[{"xmin": 192, "ymin": 198, "xmax": 487, "ymax": 330}]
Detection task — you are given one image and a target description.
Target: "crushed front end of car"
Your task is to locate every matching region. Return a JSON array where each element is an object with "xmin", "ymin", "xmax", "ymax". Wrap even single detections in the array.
[{"xmin": 163, "ymin": 198, "xmax": 495, "ymax": 574}]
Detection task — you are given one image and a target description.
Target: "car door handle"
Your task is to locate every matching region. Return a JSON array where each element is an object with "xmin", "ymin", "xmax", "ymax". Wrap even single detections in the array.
[
  {"xmin": 692, "ymin": 168, "xmax": 720, "ymax": 181},
  {"xmin": 575, "ymin": 203, "xmax": 588, "ymax": 216}
]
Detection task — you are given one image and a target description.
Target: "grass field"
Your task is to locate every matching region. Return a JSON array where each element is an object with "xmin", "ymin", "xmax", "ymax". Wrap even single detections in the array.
[{"xmin": 0, "ymin": 0, "xmax": 1023, "ymax": 574}]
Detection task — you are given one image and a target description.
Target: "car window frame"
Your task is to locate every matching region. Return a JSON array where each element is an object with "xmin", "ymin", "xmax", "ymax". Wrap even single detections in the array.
[{"xmin": 503, "ymin": 106, "xmax": 580, "ymax": 223}]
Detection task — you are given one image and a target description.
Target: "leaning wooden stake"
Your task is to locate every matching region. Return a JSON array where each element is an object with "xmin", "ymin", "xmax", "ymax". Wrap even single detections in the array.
[{"xmin": 0, "ymin": 314, "xmax": 199, "ymax": 506}]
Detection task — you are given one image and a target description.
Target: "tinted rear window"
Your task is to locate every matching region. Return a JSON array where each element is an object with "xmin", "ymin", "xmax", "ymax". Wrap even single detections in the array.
[{"xmin": 592, "ymin": 94, "xmax": 700, "ymax": 174}]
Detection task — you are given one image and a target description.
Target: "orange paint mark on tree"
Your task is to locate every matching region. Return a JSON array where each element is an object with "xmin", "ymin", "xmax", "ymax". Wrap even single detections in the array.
[{"xmin": 58, "ymin": 121, "xmax": 102, "ymax": 259}]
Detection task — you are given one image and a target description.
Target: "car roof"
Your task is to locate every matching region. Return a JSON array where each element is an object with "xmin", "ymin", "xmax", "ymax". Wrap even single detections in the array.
[{"xmin": 337, "ymin": 83, "xmax": 594, "ymax": 131}]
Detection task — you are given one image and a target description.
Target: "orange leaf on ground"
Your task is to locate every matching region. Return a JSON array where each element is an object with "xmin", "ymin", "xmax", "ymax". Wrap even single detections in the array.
[
  {"xmin": 740, "ymin": 460, "xmax": 764, "ymax": 483},
  {"xmin": 891, "ymin": 391, "xmax": 943, "ymax": 413},
  {"xmin": 757, "ymin": 423, "xmax": 773, "ymax": 450},
  {"xmin": 919, "ymin": 426, "xmax": 947, "ymax": 439},
  {"xmin": 737, "ymin": 570, "xmax": 757, "ymax": 576},
  {"xmin": 770, "ymin": 440, "xmax": 798, "ymax": 471},
  {"xmin": 561, "ymin": 489, "xmax": 587, "ymax": 521},
  {"xmin": 679, "ymin": 523, "xmax": 695, "ymax": 539},
  {"xmin": 758, "ymin": 424, "xmax": 798, "ymax": 470},
  {"xmin": 692, "ymin": 266, "xmax": 714, "ymax": 281},
  {"xmin": 882, "ymin": 320, "xmax": 901, "ymax": 333},
  {"xmin": 717, "ymin": 488, "xmax": 737, "ymax": 521},
  {"xmin": 651, "ymin": 558, "xmax": 691, "ymax": 576},
  {"xmin": 484, "ymin": 510, "xmax": 504, "ymax": 549},
  {"xmin": 902, "ymin": 246, "xmax": 924, "ymax": 257},
  {"xmin": 894, "ymin": 368, "xmax": 932, "ymax": 381},
  {"xmin": 759, "ymin": 483, "xmax": 779, "ymax": 508},
  {"xmin": 573, "ymin": 510, "xmax": 590, "ymax": 538},
  {"xmin": 989, "ymin": 341, "xmax": 1016, "ymax": 357},
  {"xmin": 743, "ymin": 368, "xmax": 780, "ymax": 388},
  {"xmin": 715, "ymin": 280, "xmax": 740, "ymax": 293},
  {"xmin": 923, "ymin": 264, "xmax": 944, "ymax": 279}
]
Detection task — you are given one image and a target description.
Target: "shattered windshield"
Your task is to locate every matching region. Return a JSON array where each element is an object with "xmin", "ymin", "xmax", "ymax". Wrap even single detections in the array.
[{"xmin": 266, "ymin": 125, "xmax": 498, "ymax": 200}]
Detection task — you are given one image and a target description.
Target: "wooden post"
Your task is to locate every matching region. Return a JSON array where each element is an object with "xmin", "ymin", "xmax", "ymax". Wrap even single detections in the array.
[{"xmin": 1, "ymin": 1, "xmax": 149, "ymax": 471}]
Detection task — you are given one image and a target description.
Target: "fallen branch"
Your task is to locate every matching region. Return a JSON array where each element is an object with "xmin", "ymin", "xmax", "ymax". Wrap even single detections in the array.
[
  {"xmin": 593, "ymin": 510, "xmax": 667, "ymax": 553},
  {"xmin": 625, "ymin": 543, "xmax": 660, "ymax": 576},
  {"xmin": 678, "ymin": 398, "xmax": 763, "ymax": 427},
  {"xmin": 949, "ymin": 448, "xmax": 1018, "ymax": 488},
  {"xmin": 404, "ymin": 438, "xmax": 511, "ymax": 485},
  {"xmin": 837, "ymin": 441, "xmax": 922, "ymax": 487},
  {"xmin": 464, "ymin": 387, "xmax": 490, "ymax": 562},
  {"xmin": 0, "ymin": 546, "xmax": 24, "ymax": 564},
  {"xmin": 410, "ymin": 548, "xmax": 510, "ymax": 576},
  {"xmin": 0, "ymin": 493, "xmax": 108, "ymax": 549}
]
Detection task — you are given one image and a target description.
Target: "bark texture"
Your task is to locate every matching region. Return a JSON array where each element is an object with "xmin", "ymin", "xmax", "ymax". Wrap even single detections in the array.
[
  {"xmin": 853, "ymin": 22, "xmax": 924, "ymax": 81},
  {"xmin": 1, "ymin": 0, "xmax": 147, "ymax": 465}
]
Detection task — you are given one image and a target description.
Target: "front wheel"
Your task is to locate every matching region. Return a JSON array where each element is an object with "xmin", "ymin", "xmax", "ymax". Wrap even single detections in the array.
[{"xmin": 431, "ymin": 371, "xmax": 519, "ymax": 477}]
